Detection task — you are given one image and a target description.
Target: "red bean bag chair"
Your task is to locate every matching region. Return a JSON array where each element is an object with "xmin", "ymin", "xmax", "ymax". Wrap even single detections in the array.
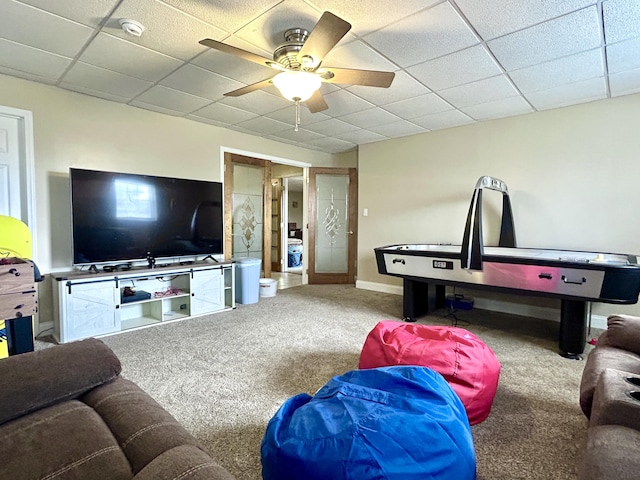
[{"xmin": 359, "ymin": 321, "xmax": 501, "ymax": 425}]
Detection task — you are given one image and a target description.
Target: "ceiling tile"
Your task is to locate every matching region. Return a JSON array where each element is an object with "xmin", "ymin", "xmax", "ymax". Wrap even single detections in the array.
[
  {"xmin": 234, "ymin": 1, "xmax": 331, "ymax": 54},
  {"xmin": 525, "ymin": 77, "xmax": 607, "ymax": 110},
  {"xmin": 338, "ymin": 107, "xmax": 401, "ymax": 129},
  {"xmin": 14, "ymin": 0, "xmax": 119, "ymax": 27},
  {"xmin": 609, "ymin": 67, "xmax": 640, "ymax": 96},
  {"xmin": 0, "ymin": 1, "xmax": 94, "ymax": 57},
  {"xmin": 191, "ymin": 102, "xmax": 258, "ymax": 124},
  {"xmin": 407, "ymin": 45, "xmax": 503, "ymax": 91},
  {"xmin": 0, "ymin": 38, "xmax": 71, "ymax": 81},
  {"xmin": 134, "ymin": 85, "xmax": 212, "ymax": 113},
  {"xmin": 192, "ymin": 46, "xmax": 275, "ymax": 85},
  {"xmin": 129, "ymin": 100, "xmax": 186, "ymax": 116},
  {"xmin": 269, "ymin": 127, "xmax": 324, "ymax": 143},
  {"xmin": 160, "ymin": 64, "xmax": 246, "ymax": 100},
  {"xmin": 454, "ymin": 0, "xmax": 594, "ymax": 40},
  {"xmin": 304, "ymin": 0, "xmax": 440, "ymax": 35},
  {"xmin": 303, "ymin": 118, "xmax": 361, "ymax": 136},
  {"xmin": 607, "ymin": 37, "xmax": 640, "ymax": 74},
  {"xmin": 334, "ymin": 128, "xmax": 386, "ymax": 144},
  {"xmin": 60, "ymin": 84, "xmax": 132, "ymax": 103},
  {"xmin": 0, "ymin": 66, "xmax": 57, "ymax": 85},
  {"xmin": 487, "ymin": 7, "xmax": 602, "ymax": 71},
  {"xmin": 509, "ymin": 48, "xmax": 604, "ymax": 93},
  {"xmin": 380, "ymin": 93, "xmax": 452, "ymax": 119},
  {"xmin": 437, "ymin": 75, "xmax": 519, "ymax": 108},
  {"xmin": 62, "ymin": 62, "xmax": 153, "ymax": 99},
  {"xmin": 460, "ymin": 96, "xmax": 534, "ymax": 121},
  {"xmin": 322, "ymin": 90, "xmax": 375, "ymax": 117},
  {"xmin": 321, "ymin": 39, "xmax": 397, "ymax": 71},
  {"xmin": 411, "ymin": 109, "xmax": 475, "ymax": 130},
  {"xmin": 363, "ymin": 2, "xmax": 479, "ymax": 68},
  {"xmin": 186, "ymin": 115, "xmax": 232, "ymax": 128},
  {"xmin": 266, "ymin": 105, "xmax": 330, "ymax": 125},
  {"xmin": 219, "ymin": 89, "xmax": 291, "ymax": 114},
  {"xmin": 235, "ymin": 116, "xmax": 292, "ymax": 135},
  {"xmin": 161, "ymin": 0, "xmax": 280, "ymax": 33},
  {"xmin": 307, "ymin": 136, "xmax": 355, "ymax": 153},
  {"xmin": 367, "ymin": 120, "xmax": 426, "ymax": 137},
  {"xmin": 79, "ymin": 33, "xmax": 183, "ymax": 82},
  {"xmin": 108, "ymin": 0, "xmax": 226, "ymax": 61},
  {"xmin": 347, "ymin": 70, "xmax": 431, "ymax": 106},
  {"xmin": 603, "ymin": 0, "xmax": 640, "ymax": 44}
]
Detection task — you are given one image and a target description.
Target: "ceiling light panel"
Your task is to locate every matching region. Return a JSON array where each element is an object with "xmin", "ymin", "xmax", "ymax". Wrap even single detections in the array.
[
  {"xmin": 407, "ymin": 44, "xmax": 503, "ymax": 92},
  {"xmin": 363, "ymin": 2, "xmax": 479, "ymax": 68},
  {"xmin": 454, "ymin": 0, "xmax": 595, "ymax": 40},
  {"xmin": 602, "ymin": 0, "xmax": 640, "ymax": 44},
  {"xmin": 487, "ymin": 7, "xmax": 602, "ymax": 71}
]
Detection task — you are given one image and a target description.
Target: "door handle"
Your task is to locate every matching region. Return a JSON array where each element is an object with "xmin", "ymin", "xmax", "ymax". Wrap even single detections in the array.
[
  {"xmin": 392, "ymin": 258, "xmax": 406, "ymax": 265},
  {"xmin": 348, "ymin": 230, "xmax": 354, "ymax": 235}
]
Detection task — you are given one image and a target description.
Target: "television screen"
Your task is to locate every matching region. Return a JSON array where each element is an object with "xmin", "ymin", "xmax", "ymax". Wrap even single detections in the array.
[{"xmin": 70, "ymin": 168, "xmax": 224, "ymax": 266}]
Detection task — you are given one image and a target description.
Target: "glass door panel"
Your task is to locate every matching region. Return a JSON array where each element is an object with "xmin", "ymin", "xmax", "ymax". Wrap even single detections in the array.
[
  {"xmin": 232, "ymin": 164, "xmax": 263, "ymax": 259},
  {"xmin": 315, "ymin": 174, "xmax": 349, "ymax": 274}
]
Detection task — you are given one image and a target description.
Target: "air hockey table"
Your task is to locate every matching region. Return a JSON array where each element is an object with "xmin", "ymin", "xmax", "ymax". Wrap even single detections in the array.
[{"xmin": 375, "ymin": 176, "xmax": 640, "ymax": 358}]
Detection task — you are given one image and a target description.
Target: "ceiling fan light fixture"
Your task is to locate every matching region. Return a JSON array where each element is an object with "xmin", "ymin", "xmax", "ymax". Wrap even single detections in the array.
[{"xmin": 272, "ymin": 71, "xmax": 321, "ymax": 102}]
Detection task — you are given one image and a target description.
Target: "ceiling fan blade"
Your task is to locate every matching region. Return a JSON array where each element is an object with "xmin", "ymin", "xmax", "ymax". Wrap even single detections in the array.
[
  {"xmin": 199, "ymin": 38, "xmax": 276, "ymax": 69},
  {"xmin": 224, "ymin": 78, "xmax": 274, "ymax": 97},
  {"xmin": 297, "ymin": 12, "xmax": 351, "ymax": 69},
  {"xmin": 305, "ymin": 90, "xmax": 328, "ymax": 113},
  {"xmin": 319, "ymin": 67, "xmax": 395, "ymax": 88}
]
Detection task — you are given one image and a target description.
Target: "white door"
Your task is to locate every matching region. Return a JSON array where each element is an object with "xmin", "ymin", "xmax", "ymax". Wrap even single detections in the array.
[{"xmin": 0, "ymin": 114, "xmax": 23, "ymax": 219}]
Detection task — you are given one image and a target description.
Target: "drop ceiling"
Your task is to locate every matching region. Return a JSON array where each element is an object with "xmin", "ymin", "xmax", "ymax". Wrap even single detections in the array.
[{"xmin": 1, "ymin": 0, "xmax": 639, "ymax": 154}]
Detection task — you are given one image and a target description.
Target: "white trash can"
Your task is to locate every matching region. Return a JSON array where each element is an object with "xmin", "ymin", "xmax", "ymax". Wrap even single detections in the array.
[{"xmin": 259, "ymin": 278, "xmax": 278, "ymax": 298}]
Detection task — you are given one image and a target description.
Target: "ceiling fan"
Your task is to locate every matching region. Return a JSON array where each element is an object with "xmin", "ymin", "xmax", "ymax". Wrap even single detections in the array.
[{"xmin": 199, "ymin": 11, "xmax": 395, "ymax": 129}]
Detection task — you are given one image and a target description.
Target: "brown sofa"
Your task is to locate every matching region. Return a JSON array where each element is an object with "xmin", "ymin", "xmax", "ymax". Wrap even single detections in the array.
[
  {"xmin": 578, "ymin": 314, "xmax": 640, "ymax": 480},
  {"xmin": 0, "ymin": 338, "xmax": 235, "ymax": 480}
]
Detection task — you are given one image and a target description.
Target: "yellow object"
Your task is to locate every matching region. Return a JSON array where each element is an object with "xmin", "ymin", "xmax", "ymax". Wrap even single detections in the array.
[{"xmin": 0, "ymin": 215, "xmax": 32, "ymax": 259}]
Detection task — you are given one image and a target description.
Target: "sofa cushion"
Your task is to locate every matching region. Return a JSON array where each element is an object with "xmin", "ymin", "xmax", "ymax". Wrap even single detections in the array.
[
  {"xmin": 590, "ymin": 368, "xmax": 640, "ymax": 431},
  {"xmin": 579, "ymin": 344, "xmax": 640, "ymax": 418},
  {"xmin": 601, "ymin": 315, "xmax": 640, "ymax": 356},
  {"xmin": 82, "ymin": 376, "xmax": 206, "ymax": 475},
  {"xmin": 578, "ymin": 425, "xmax": 640, "ymax": 480},
  {"xmin": 135, "ymin": 444, "xmax": 236, "ymax": 480},
  {"xmin": 0, "ymin": 338, "xmax": 121, "ymax": 425},
  {"xmin": 0, "ymin": 399, "xmax": 132, "ymax": 480}
]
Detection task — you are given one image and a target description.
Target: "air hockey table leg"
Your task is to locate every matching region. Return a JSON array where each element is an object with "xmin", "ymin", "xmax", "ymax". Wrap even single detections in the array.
[
  {"xmin": 559, "ymin": 299, "xmax": 588, "ymax": 359},
  {"xmin": 402, "ymin": 279, "xmax": 445, "ymax": 322}
]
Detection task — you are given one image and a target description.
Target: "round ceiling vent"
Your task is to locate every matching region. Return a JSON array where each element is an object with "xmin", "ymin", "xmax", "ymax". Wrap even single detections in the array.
[{"xmin": 119, "ymin": 19, "xmax": 145, "ymax": 37}]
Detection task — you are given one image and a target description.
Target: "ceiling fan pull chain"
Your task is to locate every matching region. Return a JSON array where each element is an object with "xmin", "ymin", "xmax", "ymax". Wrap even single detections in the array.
[{"xmin": 295, "ymin": 99, "xmax": 301, "ymax": 132}]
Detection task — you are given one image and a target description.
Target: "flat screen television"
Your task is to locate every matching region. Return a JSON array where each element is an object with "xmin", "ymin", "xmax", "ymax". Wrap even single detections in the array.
[{"xmin": 70, "ymin": 168, "xmax": 224, "ymax": 266}]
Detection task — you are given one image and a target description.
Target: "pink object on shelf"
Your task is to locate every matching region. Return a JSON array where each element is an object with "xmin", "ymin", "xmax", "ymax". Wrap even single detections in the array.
[{"xmin": 359, "ymin": 321, "xmax": 501, "ymax": 425}]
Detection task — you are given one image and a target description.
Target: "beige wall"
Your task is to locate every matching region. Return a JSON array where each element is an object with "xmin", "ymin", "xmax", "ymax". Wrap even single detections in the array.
[{"xmin": 358, "ymin": 92, "xmax": 640, "ymax": 318}]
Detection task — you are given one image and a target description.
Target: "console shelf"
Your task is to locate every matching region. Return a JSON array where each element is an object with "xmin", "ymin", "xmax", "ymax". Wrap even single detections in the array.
[{"xmin": 53, "ymin": 262, "xmax": 235, "ymax": 343}]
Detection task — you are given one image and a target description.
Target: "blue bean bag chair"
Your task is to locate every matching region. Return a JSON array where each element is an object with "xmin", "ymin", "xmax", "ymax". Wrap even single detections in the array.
[{"xmin": 261, "ymin": 366, "xmax": 476, "ymax": 480}]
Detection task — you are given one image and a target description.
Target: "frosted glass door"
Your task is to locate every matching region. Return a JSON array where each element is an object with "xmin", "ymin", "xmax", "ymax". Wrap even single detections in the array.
[
  {"xmin": 308, "ymin": 168, "xmax": 357, "ymax": 284},
  {"xmin": 315, "ymin": 174, "xmax": 348, "ymax": 273},
  {"xmin": 232, "ymin": 164, "xmax": 263, "ymax": 259}
]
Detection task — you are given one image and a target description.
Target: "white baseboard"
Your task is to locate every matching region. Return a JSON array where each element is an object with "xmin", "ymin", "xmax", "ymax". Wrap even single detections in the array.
[{"xmin": 355, "ymin": 280, "xmax": 608, "ymax": 331}]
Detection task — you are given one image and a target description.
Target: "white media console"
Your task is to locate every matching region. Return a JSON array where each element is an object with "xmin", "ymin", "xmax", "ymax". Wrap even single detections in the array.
[{"xmin": 52, "ymin": 262, "xmax": 234, "ymax": 343}]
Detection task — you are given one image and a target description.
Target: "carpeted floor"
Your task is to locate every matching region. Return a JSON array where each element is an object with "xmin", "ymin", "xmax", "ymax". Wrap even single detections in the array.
[{"xmin": 81, "ymin": 284, "xmax": 595, "ymax": 479}]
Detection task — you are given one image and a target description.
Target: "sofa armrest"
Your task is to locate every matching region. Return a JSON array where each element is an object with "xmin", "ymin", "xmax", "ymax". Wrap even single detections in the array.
[
  {"xmin": 0, "ymin": 338, "xmax": 121, "ymax": 425},
  {"xmin": 602, "ymin": 315, "xmax": 640, "ymax": 356}
]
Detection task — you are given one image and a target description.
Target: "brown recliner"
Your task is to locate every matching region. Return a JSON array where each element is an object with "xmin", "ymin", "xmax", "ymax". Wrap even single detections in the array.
[
  {"xmin": 578, "ymin": 314, "xmax": 640, "ymax": 480},
  {"xmin": 0, "ymin": 338, "xmax": 235, "ymax": 480}
]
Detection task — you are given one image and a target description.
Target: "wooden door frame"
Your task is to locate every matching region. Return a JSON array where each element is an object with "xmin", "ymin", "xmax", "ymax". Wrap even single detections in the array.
[
  {"xmin": 271, "ymin": 179, "xmax": 283, "ymax": 272},
  {"xmin": 223, "ymin": 152, "xmax": 272, "ymax": 278},
  {"xmin": 308, "ymin": 167, "xmax": 358, "ymax": 284}
]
